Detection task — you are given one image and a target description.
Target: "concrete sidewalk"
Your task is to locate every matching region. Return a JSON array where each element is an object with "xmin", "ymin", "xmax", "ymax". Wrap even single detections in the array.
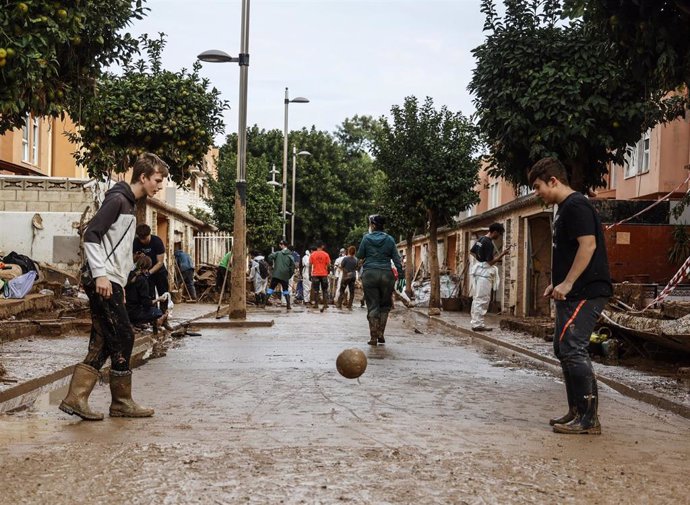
[
  {"xmin": 415, "ymin": 309, "xmax": 690, "ymax": 419},
  {"xmin": 0, "ymin": 302, "xmax": 222, "ymax": 412}
]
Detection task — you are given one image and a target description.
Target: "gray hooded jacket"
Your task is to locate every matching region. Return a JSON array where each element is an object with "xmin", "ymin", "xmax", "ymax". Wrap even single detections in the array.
[{"xmin": 83, "ymin": 181, "xmax": 137, "ymax": 287}]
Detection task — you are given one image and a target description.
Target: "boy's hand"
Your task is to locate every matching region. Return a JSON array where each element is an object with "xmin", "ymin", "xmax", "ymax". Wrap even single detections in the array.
[{"xmin": 95, "ymin": 276, "xmax": 112, "ymax": 299}]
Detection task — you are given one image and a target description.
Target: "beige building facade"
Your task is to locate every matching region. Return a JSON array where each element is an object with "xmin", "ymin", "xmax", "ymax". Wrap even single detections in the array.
[{"xmin": 402, "ymin": 116, "xmax": 690, "ymax": 317}]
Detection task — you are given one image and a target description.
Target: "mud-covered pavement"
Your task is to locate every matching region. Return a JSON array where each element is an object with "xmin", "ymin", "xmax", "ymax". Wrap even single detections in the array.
[{"xmin": 0, "ymin": 306, "xmax": 688, "ymax": 504}]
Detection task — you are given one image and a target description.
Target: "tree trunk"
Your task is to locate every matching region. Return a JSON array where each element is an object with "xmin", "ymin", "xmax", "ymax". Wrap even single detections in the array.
[
  {"xmin": 428, "ymin": 209, "xmax": 441, "ymax": 310},
  {"xmin": 405, "ymin": 230, "xmax": 415, "ymax": 300}
]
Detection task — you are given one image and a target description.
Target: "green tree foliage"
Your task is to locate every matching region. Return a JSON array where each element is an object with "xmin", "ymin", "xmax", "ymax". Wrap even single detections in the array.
[
  {"xmin": 374, "ymin": 96, "xmax": 480, "ymax": 309},
  {"xmin": 66, "ymin": 34, "xmax": 227, "ymax": 184},
  {"xmin": 334, "ymin": 114, "xmax": 383, "ymax": 158},
  {"xmin": 469, "ymin": 0, "xmax": 684, "ymax": 192},
  {"xmin": 0, "ymin": 0, "xmax": 146, "ymax": 133},
  {"xmin": 564, "ymin": 0, "xmax": 690, "ymax": 100},
  {"xmin": 207, "ymin": 137, "xmax": 282, "ymax": 254},
  {"xmin": 209, "ymin": 124, "xmax": 382, "ymax": 256},
  {"xmin": 287, "ymin": 126, "xmax": 383, "ymax": 254}
]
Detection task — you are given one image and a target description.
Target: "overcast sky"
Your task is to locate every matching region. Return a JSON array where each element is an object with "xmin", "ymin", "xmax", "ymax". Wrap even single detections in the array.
[{"xmin": 126, "ymin": 0, "xmax": 487, "ymax": 141}]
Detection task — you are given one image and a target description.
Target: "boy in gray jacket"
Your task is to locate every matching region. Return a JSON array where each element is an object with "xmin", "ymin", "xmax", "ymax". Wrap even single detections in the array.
[{"xmin": 59, "ymin": 153, "xmax": 169, "ymax": 421}]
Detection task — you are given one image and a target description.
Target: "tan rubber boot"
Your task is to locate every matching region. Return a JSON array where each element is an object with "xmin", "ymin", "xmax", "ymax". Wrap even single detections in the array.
[
  {"xmin": 59, "ymin": 363, "xmax": 104, "ymax": 421},
  {"xmin": 109, "ymin": 371, "xmax": 154, "ymax": 418}
]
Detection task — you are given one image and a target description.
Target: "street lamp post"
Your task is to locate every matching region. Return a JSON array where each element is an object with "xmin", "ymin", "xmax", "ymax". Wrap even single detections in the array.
[
  {"xmin": 197, "ymin": 0, "xmax": 251, "ymax": 320},
  {"xmin": 281, "ymin": 88, "xmax": 309, "ymax": 241},
  {"xmin": 290, "ymin": 146, "xmax": 311, "ymax": 245}
]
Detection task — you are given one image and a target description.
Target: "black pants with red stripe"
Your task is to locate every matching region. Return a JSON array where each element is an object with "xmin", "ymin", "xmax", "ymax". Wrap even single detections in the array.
[{"xmin": 553, "ymin": 297, "xmax": 607, "ymax": 390}]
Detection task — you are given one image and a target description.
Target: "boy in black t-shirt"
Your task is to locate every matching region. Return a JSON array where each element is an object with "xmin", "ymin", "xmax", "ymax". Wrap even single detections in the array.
[
  {"xmin": 133, "ymin": 224, "xmax": 171, "ymax": 329},
  {"xmin": 529, "ymin": 157, "xmax": 612, "ymax": 435}
]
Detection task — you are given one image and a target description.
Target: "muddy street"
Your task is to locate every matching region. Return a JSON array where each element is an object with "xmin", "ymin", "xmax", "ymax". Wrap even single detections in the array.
[{"xmin": 0, "ymin": 306, "xmax": 688, "ymax": 504}]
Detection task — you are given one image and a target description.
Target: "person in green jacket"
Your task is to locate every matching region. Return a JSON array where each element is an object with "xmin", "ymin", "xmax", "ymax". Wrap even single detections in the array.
[
  {"xmin": 267, "ymin": 240, "xmax": 296, "ymax": 311},
  {"xmin": 357, "ymin": 214, "xmax": 403, "ymax": 346},
  {"xmin": 216, "ymin": 251, "xmax": 232, "ymax": 293}
]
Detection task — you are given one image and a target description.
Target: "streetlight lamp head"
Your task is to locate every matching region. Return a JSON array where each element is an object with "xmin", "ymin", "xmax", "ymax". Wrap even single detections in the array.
[
  {"xmin": 290, "ymin": 97, "xmax": 310, "ymax": 103},
  {"xmin": 297, "ymin": 150, "xmax": 311, "ymax": 157},
  {"xmin": 197, "ymin": 49, "xmax": 237, "ymax": 63}
]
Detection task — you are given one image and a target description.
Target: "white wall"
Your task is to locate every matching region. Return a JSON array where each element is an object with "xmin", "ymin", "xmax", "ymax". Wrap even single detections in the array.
[{"xmin": 0, "ymin": 212, "xmax": 83, "ymax": 271}]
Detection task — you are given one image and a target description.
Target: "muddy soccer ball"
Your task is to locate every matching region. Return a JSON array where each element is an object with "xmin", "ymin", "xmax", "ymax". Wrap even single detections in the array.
[{"xmin": 336, "ymin": 348, "xmax": 368, "ymax": 379}]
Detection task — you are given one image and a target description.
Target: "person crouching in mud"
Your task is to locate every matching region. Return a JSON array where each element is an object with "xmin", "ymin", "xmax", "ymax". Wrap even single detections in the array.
[
  {"xmin": 59, "ymin": 153, "xmax": 169, "ymax": 421},
  {"xmin": 357, "ymin": 214, "xmax": 403, "ymax": 346}
]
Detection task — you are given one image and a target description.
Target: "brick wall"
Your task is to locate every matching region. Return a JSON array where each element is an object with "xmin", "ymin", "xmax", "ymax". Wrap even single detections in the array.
[{"xmin": 0, "ymin": 176, "xmax": 92, "ymax": 212}]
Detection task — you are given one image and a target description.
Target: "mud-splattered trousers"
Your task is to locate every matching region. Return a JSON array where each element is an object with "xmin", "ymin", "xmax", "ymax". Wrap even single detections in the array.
[
  {"xmin": 361, "ymin": 269, "xmax": 395, "ymax": 328},
  {"xmin": 553, "ymin": 298, "xmax": 607, "ymax": 399},
  {"xmin": 83, "ymin": 281, "xmax": 135, "ymax": 373},
  {"xmin": 310, "ymin": 275, "xmax": 329, "ymax": 301}
]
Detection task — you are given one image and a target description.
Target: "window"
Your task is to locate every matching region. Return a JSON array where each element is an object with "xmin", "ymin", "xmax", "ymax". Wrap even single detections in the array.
[
  {"xmin": 21, "ymin": 114, "xmax": 40, "ymax": 165},
  {"xmin": 31, "ymin": 116, "xmax": 39, "ymax": 164},
  {"xmin": 624, "ymin": 129, "xmax": 651, "ymax": 178},
  {"xmin": 489, "ymin": 181, "xmax": 500, "ymax": 209},
  {"xmin": 517, "ymin": 185, "xmax": 530, "ymax": 197},
  {"xmin": 640, "ymin": 130, "xmax": 650, "ymax": 174},
  {"xmin": 21, "ymin": 114, "xmax": 30, "ymax": 162}
]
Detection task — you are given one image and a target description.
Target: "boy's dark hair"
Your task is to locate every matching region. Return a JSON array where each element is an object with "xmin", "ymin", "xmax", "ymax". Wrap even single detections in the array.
[
  {"xmin": 135, "ymin": 255, "xmax": 152, "ymax": 271},
  {"xmin": 135, "ymin": 223, "xmax": 151, "ymax": 239},
  {"xmin": 489, "ymin": 222, "xmax": 505, "ymax": 235},
  {"xmin": 527, "ymin": 157, "xmax": 569, "ymax": 186},
  {"xmin": 130, "ymin": 153, "xmax": 170, "ymax": 183},
  {"xmin": 315, "ymin": 240, "xmax": 324, "ymax": 249},
  {"xmin": 279, "ymin": 239, "xmax": 288, "ymax": 247},
  {"xmin": 347, "ymin": 245, "xmax": 356, "ymax": 255}
]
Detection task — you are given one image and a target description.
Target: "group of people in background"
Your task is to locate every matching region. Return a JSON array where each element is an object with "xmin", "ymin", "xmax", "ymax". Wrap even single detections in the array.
[{"xmin": 242, "ymin": 214, "xmax": 403, "ymax": 347}]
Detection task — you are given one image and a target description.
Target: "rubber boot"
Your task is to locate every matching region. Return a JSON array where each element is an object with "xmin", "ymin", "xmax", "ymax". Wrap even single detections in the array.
[
  {"xmin": 550, "ymin": 365, "xmax": 576, "ymax": 426},
  {"xmin": 335, "ymin": 295, "xmax": 343, "ymax": 309},
  {"xmin": 59, "ymin": 363, "xmax": 104, "ymax": 421},
  {"xmin": 378, "ymin": 312, "xmax": 389, "ymax": 344},
  {"xmin": 320, "ymin": 292, "xmax": 328, "ymax": 313},
  {"xmin": 109, "ymin": 371, "xmax": 154, "ymax": 418},
  {"xmin": 368, "ymin": 316, "xmax": 380, "ymax": 346},
  {"xmin": 285, "ymin": 294, "xmax": 292, "ymax": 311},
  {"xmin": 553, "ymin": 374, "xmax": 600, "ymax": 435},
  {"xmin": 346, "ymin": 295, "xmax": 353, "ymax": 310}
]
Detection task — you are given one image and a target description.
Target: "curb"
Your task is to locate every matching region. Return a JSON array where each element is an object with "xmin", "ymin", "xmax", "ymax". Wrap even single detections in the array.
[
  {"xmin": 413, "ymin": 309, "xmax": 690, "ymax": 421},
  {"xmin": 0, "ymin": 309, "xmax": 220, "ymax": 413}
]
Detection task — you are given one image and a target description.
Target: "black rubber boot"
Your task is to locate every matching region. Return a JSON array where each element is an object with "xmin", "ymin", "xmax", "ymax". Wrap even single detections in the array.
[
  {"xmin": 109, "ymin": 371, "xmax": 154, "ymax": 418},
  {"xmin": 550, "ymin": 365, "xmax": 576, "ymax": 426},
  {"xmin": 59, "ymin": 363, "xmax": 104, "ymax": 421},
  {"xmin": 553, "ymin": 373, "xmax": 600, "ymax": 435},
  {"xmin": 320, "ymin": 293, "xmax": 328, "ymax": 313},
  {"xmin": 368, "ymin": 316, "xmax": 379, "ymax": 346},
  {"xmin": 285, "ymin": 294, "xmax": 292, "ymax": 311},
  {"xmin": 378, "ymin": 311, "xmax": 389, "ymax": 344}
]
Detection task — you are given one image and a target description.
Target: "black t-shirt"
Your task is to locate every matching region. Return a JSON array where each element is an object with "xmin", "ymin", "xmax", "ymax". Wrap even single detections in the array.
[
  {"xmin": 470, "ymin": 236, "xmax": 495, "ymax": 263},
  {"xmin": 552, "ymin": 192, "xmax": 612, "ymax": 300},
  {"xmin": 341, "ymin": 255, "xmax": 358, "ymax": 276},
  {"xmin": 133, "ymin": 235, "xmax": 167, "ymax": 274}
]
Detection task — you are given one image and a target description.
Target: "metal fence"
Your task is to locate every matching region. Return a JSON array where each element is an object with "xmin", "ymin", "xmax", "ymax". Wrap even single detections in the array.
[{"xmin": 194, "ymin": 232, "xmax": 233, "ymax": 267}]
